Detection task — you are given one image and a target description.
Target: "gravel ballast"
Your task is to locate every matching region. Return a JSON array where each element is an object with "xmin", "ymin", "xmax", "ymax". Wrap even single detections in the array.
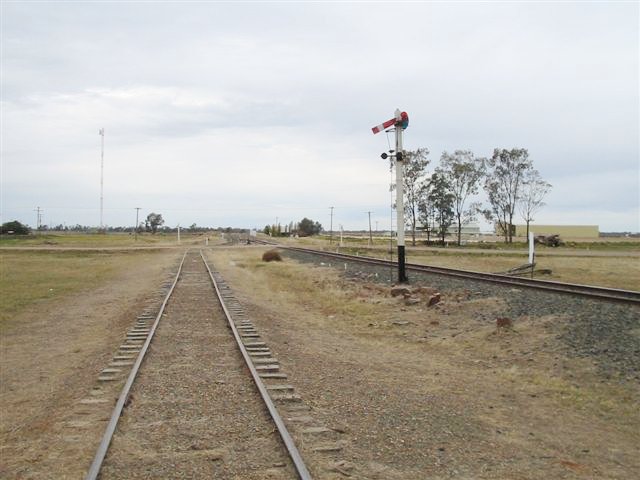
[
  {"xmin": 284, "ymin": 248, "xmax": 640, "ymax": 382},
  {"xmin": 100, "ymin": 253, "xmax": 296, "ymax": 479}
]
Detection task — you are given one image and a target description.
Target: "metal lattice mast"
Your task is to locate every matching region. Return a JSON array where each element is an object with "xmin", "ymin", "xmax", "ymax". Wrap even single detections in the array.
[{"xmin": 99, "ymin": 128, "xmax": 105, "ymax": 231}]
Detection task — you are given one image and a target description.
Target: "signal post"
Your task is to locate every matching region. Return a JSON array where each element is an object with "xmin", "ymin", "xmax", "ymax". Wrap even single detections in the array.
[{"xmin": 372, "ymin": 109, "xmax": 409, "ymax": 283}]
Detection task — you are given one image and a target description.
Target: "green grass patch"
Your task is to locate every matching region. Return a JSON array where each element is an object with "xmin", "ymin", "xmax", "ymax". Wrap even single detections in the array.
[
  {"xmin": 0, "ymin": 232, "xmax": 188, "ymax": 248},
  {"xmin": 0, "ymin": 250, "xmax": 142, "ymax": 328}
]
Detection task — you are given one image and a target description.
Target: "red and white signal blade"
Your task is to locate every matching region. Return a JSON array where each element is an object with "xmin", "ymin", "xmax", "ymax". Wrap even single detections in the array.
[{"xmin": 371, "ymin": 117, "xmax": 397, "ymax": 134}]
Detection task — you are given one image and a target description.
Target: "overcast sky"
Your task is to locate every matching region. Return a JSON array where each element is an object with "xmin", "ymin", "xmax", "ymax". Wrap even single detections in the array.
[{"xmin": 1, "ymin": 1, "xmax": 638, "ymax": 233}]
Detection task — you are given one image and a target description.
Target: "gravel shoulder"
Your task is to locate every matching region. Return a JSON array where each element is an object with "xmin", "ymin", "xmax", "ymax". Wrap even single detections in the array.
[{"xmin": 209, "ymin": 246, "xmax": 640, "ymax": 479}]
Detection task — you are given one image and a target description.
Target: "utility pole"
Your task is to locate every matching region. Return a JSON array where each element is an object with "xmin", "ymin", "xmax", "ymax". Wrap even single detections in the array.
[
  {"xmin": 98, "ymin": 128, "xmax": 105, "ymax": 232},
  {"xmin": 329, "ymin": 206, "xmax": 334, "ymax": 244},
  {"xmin": 367, "ymin": 211, "xmax": 373, "ymax": 246},
  {"xmin": 34, "ymin": 206, "xmax": 43, "ymax": 231},
  {"xmin": 135, "ymin": 207, "xmax": 141, "ymax": 241},
  {"xmin": 372, "ymin": 109, "xmax": 409, "ymax": 283}
]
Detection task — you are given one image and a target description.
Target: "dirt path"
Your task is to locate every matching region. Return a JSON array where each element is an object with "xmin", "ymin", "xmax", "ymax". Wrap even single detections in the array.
[{"xmin": 0, "ymin": 250, "xmax": 180, "ymax": 478}]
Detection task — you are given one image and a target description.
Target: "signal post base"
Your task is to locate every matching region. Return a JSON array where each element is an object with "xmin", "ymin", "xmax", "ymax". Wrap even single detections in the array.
[{"xmin": 397, "ymin": 246, "xmax": 408, "ymax": 283}]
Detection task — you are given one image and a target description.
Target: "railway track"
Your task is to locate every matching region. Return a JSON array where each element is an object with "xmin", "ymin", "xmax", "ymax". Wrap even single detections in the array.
[
  {"xmin": 85, "ymin": 250, "xmax": 313, "ymax": 479},
  {"xmin": 255, "ymin": 241, "xmax": 640, "ymax": 304}
]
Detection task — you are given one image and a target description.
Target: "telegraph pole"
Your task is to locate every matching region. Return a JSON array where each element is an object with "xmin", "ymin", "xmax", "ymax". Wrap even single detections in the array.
[
  {"xmin": 98, "ymin": 128, "xmax": 105, "ymax": 232},
  {"xmin": 367, "ymin": 211, "xmax": 373, "ymax": 246},
  {"xmin": 135, "ymin": 207, "xmax": 141, "ymax": 241},
  {"xmin": 329, "ymin": 206, "xmax": 334, "ymax": 244},
  {"xmin": 372, "ymin": 109, "xmax": 409, "ymax": 283}
]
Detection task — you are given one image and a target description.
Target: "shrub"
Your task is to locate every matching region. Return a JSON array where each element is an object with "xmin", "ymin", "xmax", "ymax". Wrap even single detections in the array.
[
  {"xmin": 1, "ymin": 220, "xmax": 30, "ymax": 235},
  {"xmin": 262, "ymin": 250, "xmax": 282, "ymax": 262}
]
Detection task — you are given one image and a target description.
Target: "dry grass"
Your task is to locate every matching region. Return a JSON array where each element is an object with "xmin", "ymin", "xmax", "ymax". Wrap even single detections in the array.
[
  {"xmin": 406, "ymin": 251, "xmax": 640, "ymax": 290},
  {"xmin": 207, "ymin": 246, "xmax": 640, "ymax": 479},
  {"xmin": 0, "ymin": 231, "xmax": 220, "ymax": 248},
  {"xmin": 0, "ymin": 250, "xmax": 170, "ymax": 328},
  {"xmin": 265, "ymin": 234, "xmax": 640, "ymax": 290},
  {"xmin": 1, "ymin": 249, "xmax": 180, "ymax": 479}
]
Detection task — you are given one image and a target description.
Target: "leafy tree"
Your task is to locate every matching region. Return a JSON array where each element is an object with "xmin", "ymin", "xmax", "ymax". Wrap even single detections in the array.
[
  {"xmin": 145, "ymin": 212, "xmax": 165, "ymax": 234},
  {"xmin": 402, "ymin": 148, "xmax": 430, "ymax": 246},
  {"xmin": 483, "ymin": 148, "xmax": 532, "ymax": 243},
  {"xmin": 1, "ymin": 220, "xmax": 30, "ymax": 235},
  {"xmin": 297, "ymin": 217, "xmax": 322, "ymax": 236},
  {"xmin": 519, "ymin": 169, "xmax": 552, "ymax": 239},
  {"xmin": 439, "ymin": 150, "xmax": 485, "ymax": 246},
  {"xmin": 427, "ymin": 172, "xmax": 455, "ymax": 245},
  {"xmin": 265, "ymin": 224, "xmax": 282, "ymax": 236},
  {"xmin": 417, "ymin": 184, "xmax": 437, "ymax": 243}
]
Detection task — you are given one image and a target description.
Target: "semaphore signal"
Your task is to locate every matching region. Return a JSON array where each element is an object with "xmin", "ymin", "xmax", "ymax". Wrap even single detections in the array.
[{"xmin": 371, "ymin": 109, "xmax": 409, "ymax": 283}]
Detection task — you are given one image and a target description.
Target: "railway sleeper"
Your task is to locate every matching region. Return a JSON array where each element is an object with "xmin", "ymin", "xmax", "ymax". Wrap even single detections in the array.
[
  {"xmin": 255, "ymin": 364, "xmax": 280, "ymax": 372},
  {"xmin": 259, "ymin": 372, "xmax": 287, "ymax": 379},
  {"xmin": 252, "ymin": 358, "xmax": 278, "ymax": 364},
  {"xmin": 272, "ymin": 393, "xmax": 302, "ymax": 403}
]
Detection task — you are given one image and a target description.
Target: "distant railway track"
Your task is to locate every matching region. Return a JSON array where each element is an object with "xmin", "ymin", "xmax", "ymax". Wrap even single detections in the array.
[
  {"xmin": 85, "ymin": 250, "xmax": 312, "ymax": 479},
  {"xmin": 254, "ymin": 240, "xmax": 640, "ymax": 305}
]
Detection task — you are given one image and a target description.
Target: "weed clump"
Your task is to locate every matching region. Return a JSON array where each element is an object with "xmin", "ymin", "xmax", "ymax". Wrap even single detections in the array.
[{"xmin": 262, "ymin": 250, "xmax": 282, "ymax": 262}]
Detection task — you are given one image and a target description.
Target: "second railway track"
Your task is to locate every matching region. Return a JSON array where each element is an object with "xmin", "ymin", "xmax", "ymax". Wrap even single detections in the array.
[
  {"xmin": 86, "ymin": 250, "xmax": 313, "ymax": 479},
  {"xmin": 256, "ymin": 242, "xmax": 640, "ymax": 304}
]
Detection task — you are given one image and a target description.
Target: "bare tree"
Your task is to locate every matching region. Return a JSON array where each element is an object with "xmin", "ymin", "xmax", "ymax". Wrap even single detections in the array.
[
  {"xmin": 519, "ymin": 169, "xmax": 552, "ymax": 239},
  {"xmin": 439, "ymin": 150, "xmax": 485, "ymax": 246},
  {"xmin": 483, "ymin": 148, "xmax": 532, "ymax": 243}
]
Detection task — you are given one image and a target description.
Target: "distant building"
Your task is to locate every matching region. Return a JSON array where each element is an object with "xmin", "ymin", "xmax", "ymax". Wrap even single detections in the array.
[
  {"xmin": 450, "ymin": 224, "xmax": 481, "ymax": 236},
  {"xmin": 514, "ymin": 224, "xmax": 599, "ymax": 238}
]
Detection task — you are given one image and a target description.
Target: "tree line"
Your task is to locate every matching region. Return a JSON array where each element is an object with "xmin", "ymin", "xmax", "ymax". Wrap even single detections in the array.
[
  {"xmin": 264, "ymin": 217, "xmax": 322, "ymax": 237},
  {"xmin": 1, "ymin": 213, "xmax": 235, "ymax": 236},
  {"xmin": 400, "ymin": 147, "xmax": 551, "ymax": 245}
]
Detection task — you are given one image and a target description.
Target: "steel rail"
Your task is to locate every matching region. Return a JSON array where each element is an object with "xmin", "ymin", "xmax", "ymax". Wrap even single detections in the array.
[
  {"xmin": 200, "ymin": 251, "xmax": 313, "ymax": 480},
  {"xmin": 267, "ymin": 244, "xmax": 640, "ymax": 304},
  {"xmin": 84, "ymin": 250, "xmax": 188, "ymax": 480}
]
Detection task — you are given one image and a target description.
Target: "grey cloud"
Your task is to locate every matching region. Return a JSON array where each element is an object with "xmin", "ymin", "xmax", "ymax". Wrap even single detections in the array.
[{"xmin": 1, "ymin": 2, "xmax": 637, "ymax": 231}]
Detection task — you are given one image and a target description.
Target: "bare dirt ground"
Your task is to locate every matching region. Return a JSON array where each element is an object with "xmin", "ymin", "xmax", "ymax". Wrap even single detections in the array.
[
  {"xmin": 0, "ymin": 250, "xmax": 181, "ymax": 478},
  {"xmin": 2, "ymin": 244, "xmax": 637, "ymax": 479},
  {"xmin": 207, "ymin": 246, "xmax": 640, "ymax": 480}
]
